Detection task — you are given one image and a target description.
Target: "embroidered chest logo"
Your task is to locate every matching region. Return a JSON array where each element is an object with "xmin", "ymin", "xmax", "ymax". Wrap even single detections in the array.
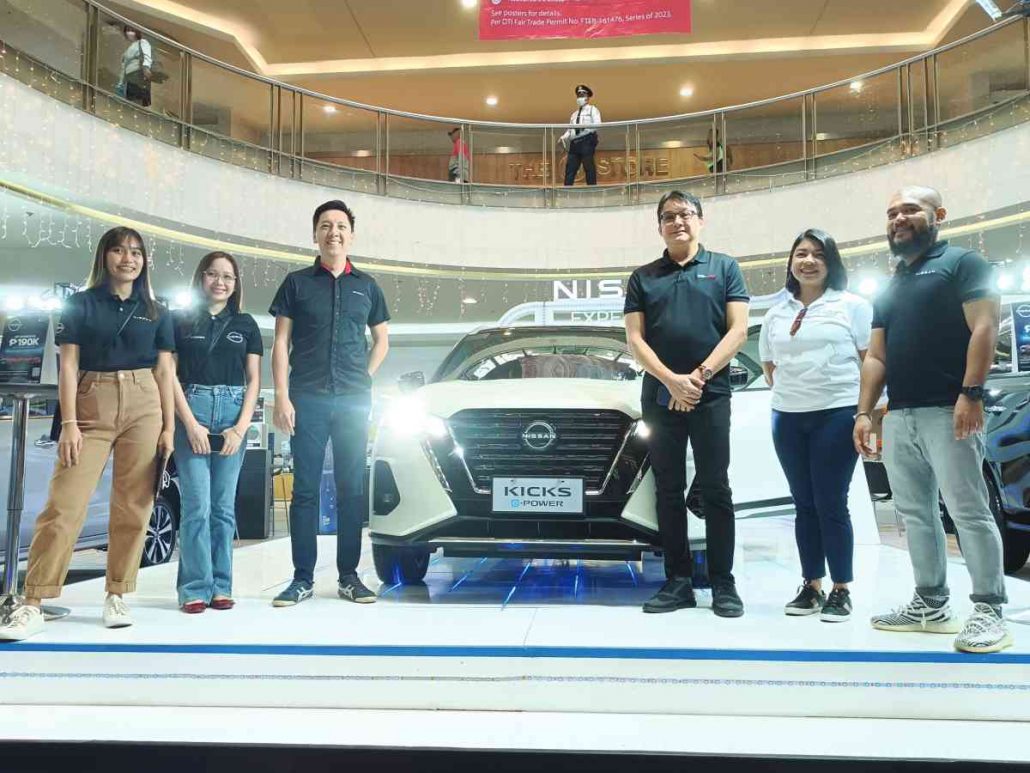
[{"xmin": 226, "ymin": 331, "xmax": 245, "ymax": 344}]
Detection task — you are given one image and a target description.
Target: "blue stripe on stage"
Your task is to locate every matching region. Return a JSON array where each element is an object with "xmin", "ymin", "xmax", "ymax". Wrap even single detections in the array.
[{"xmin": 4, "ymin": 642, "xmax": 1030, "ymax": 664}]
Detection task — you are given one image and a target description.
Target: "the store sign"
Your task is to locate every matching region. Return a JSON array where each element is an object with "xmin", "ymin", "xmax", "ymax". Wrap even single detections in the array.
[
  {"xmin": 0, "ymin": 312, "xmax": 51, "ymax": 383},
  {"xmin": 479, "ymin": 0, "xmax": 692, "ymax": 41},
  {"xmin": 1013, "ymin": 303, "xmax": 1030, "ymax": 373},
  {"xmin": 509, "ymin": 154, "xmax": 672, "ymax": 183}
]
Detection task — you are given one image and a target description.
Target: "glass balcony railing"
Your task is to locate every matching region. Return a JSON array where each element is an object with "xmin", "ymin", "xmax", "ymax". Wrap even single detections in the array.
[{"xmin": 1, "ymin": 0, "xmax": 1028, "ymax": 209}]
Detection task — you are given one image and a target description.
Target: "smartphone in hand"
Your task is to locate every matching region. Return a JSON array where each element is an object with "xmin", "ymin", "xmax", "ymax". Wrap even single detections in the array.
[{"xmin": 208, "ymin": 432, "xmax": 226, "ymax": 454}]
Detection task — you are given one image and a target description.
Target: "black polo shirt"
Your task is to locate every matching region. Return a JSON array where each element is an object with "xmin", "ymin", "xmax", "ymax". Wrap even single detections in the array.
[
  {"xmin": 624, "ymin": 246, "xmax": 750, "ymax": 404},
  {"xmin": 269, "ymin": 258, "xmax": 390, "ymax": 395},
  {"xmin": 872, "ymin": 240, "xmax": 996, "ymax": 410},
  {"xmin": 55, "ymin": 286, "xmax": 175, "ymax": 371},
  {"xmin": 173, "ymin": 308, "xmax": 263, "ymax": 387}
]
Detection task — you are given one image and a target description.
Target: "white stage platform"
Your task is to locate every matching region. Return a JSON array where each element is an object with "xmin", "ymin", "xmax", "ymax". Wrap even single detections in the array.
[{"xmin": 1, "ymin": 517, "xmax": 1029, "ymax": 762}]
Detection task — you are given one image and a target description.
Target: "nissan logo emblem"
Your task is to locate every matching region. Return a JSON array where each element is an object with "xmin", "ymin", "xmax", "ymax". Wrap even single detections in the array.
[
  {"xmin": 1017, "ymin": 305, "xmax": 1030, "ymax": 316},
  {"xmin": 7, "ymin": 318, "xmax": 22, "ymax": 332},
  {"xmin": 521, "ymin": 420, "xmax": 556, "ymax": 451}
]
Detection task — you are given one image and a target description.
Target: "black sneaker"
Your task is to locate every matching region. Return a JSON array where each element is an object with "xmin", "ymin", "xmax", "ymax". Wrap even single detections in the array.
[
  {"xmin": 272, "ymin": 580, "xmax": 314, "ymax": 607},
  {"xmin": 820, "ymin": 587, "xmax": 852, "ymax": 623},
  {"xmin": 785, "ymin": 584, "xmax": 826, "ymax": 616},
  {"xmin": 338, "ymin": 573, "xmax": 377, "ymax": 604},
  {"xmin": 642, "ymin": 576, "xmax": 696, "ymax": 614},
  {"xmin": 711, "ymin": 578, "xmax": 744, "ymax": 618}
]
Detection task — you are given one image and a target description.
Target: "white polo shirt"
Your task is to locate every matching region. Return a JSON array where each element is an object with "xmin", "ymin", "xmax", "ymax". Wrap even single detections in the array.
[{"xmin": 758, "ymin": 289, "xmax": 872, "ymax": 413}]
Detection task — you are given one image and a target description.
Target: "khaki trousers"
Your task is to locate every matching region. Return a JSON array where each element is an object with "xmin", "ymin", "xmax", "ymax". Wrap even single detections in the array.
[{"xmin": 24, "ymin": 369, "xmax": 162, "ymax": 598}]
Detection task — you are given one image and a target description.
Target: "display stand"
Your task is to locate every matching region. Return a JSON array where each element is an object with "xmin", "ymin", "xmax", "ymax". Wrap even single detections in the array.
[{"xmin": 0, "ymin": 383, "xmax": 70, "ymax": 621}]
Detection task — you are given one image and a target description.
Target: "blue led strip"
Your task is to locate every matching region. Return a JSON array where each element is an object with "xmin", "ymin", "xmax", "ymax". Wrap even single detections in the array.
[{"xmin": 3, "ymin": 642, "xmax": 1030, "ymax": 664}]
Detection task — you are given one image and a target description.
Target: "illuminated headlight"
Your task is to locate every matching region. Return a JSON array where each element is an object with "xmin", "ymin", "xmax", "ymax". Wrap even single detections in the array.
[
  {"xmin": 634, "ymin": 420, "xmax": 651, "ymax": 439},
  {"xmin": 382, "ymin": 397, "xmax": 448, "ymax": 439}
]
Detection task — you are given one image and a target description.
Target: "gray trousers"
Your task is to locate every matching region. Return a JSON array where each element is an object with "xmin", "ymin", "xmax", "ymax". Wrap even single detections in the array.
[{"xmin": 883, "ymin": 406, "xmax": 1007, "ymax": 605}]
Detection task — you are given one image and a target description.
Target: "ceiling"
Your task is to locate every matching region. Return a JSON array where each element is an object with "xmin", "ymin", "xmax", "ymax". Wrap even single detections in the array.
[{"xmin": 96, "ymin": 0, "xmax": 996, "ymax": 122}]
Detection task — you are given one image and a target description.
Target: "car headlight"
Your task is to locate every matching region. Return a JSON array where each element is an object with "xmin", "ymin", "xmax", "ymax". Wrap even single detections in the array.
[
  {"xmin": 634, "ymin": 420, "xmax": 651, "ymax": 439},
  {"xmin": 382, "ymin": 397, "xmax": 449, "ymax": 439}
]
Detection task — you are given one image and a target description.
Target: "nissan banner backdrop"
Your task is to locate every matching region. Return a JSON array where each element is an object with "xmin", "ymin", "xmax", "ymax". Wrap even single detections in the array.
[{"xmin": 479, "ymin": 0, "xmax": 692, "ymax": 41}]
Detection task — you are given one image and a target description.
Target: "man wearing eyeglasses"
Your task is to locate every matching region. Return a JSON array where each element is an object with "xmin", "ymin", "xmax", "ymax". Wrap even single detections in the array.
[
  {"xmin": 624, "ymin": 190, "xmax": 750, "ymax": 616},
  {"xmin": 269, "ymin": 200, "xmax": 391, "ymax": 608},
  {"xmin": 854, "ymin": 185, "xmax": 1011, "ymax": 653}
]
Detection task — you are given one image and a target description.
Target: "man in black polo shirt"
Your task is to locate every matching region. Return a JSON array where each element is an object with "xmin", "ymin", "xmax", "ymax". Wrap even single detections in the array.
[
  {"xmin": 624, "ymin": 190, "xmax": 750, "ymax": 616},
  {"xmin": 855, "ymin": 185, "xmax": 1011, "ymax": 653},
  {"xmin": 269, "ymin": 200, "xmax": 390, "ymax": 606}
]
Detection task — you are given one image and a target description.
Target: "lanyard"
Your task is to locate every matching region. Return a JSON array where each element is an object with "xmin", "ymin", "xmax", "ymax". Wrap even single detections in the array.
[{"xmin": 206, "ymin": 315, "xmax": 232, "ymax": 357}]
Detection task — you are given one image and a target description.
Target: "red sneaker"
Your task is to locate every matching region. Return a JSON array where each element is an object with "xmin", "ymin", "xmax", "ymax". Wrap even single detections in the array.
[{"xmin": 210, "ymin": 597, "xmax": 235, "ymax": 611}]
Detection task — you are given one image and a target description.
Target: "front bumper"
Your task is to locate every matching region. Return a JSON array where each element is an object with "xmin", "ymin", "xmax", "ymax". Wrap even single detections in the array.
[{"xmin": 370, "ymin": 409, "xmax": 674, "ymax": 558}]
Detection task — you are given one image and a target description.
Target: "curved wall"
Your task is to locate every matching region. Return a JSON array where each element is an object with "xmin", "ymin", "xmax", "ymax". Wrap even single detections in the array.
[{"xmin": 1, "ymin": 72, "xmax": 1029, "ymax": 273}]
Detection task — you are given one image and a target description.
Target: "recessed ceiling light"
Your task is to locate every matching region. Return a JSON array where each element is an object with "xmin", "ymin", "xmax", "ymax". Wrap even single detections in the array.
[
  {"xmin": 679, "ymin": 85, "xmax": 694, "ymax": 98},
  {"xmin": 352, "ymin": 149, "xmax": 372, "ymax": 157},
  {"xmin": 461, "ymin": 297, "xmax": 478, "ymax": 304},
  {"xmin": 494, "ymin": 146, "xmax": 514, "ymax": 153},
  {"xmin": 485, "ymin": 95, "xmax": 498, "ymax": 106},
  {"xmin": 461, "ymin": 0, "xmax": 477, "ymax": 8},
  {"xmin": 323, "ymin": 104, "xmax": 338, "ymax": 114},
  {"xmin": 662, "ymin": 140, "xmax": 685, "ymax": 148},
  {"xmin": 849, "ymin": 81, "xmax": 863, "ymax": 93}
]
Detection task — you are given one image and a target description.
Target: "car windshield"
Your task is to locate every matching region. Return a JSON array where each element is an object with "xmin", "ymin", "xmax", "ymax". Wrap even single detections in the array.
[
  {"xmin": 461, "ymin": 346, "xmax": 641, "ymax": 382},
  {"xmin": 431, "ymin": 327, "xmax": 641, "ymax": 383}
]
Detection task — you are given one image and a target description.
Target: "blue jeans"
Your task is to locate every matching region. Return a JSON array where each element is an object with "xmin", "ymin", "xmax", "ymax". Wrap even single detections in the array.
[
  {"xmin": 883, "ymin": 407, "xmax": 1007, "ymax": 605},
  {"xmin": 173, "ymin": 385, "xmax": 247, "ymax": 605},
  {"xmin": 771, "ymin": 406, "xmax": 857, "ymax": 584},
  {"xmin": 289, "ymin": 391, "xmax": 370, "ymax": 585}
]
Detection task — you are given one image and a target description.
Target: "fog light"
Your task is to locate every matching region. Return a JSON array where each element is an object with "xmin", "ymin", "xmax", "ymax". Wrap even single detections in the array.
[
  {"xmin": 373, "ymin": 460, "xmax": 400, "ymax": 516},
  {"xmin": 634, "ymin": 421, "xmax": 651, "ymax": 439}
]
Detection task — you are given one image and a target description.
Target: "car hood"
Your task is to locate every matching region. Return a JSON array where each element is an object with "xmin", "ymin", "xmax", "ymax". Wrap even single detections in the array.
[{"xmin": 418, "ymin": 378, "xmax": 644, "ymax": 418}]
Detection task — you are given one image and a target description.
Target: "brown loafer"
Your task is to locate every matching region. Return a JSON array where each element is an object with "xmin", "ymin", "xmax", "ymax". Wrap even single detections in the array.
[
  {"xmin": 181, "ymin": 601, "xmax": 206, "ymax": 614},
  {"xmin": 210, "ymin": 597, "xmax": 235, "ymax": 611}
]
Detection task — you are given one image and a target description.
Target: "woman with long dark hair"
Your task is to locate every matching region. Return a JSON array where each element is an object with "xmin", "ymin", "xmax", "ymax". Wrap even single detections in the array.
[
  {"xmin": 758, "ymin": 229, "xmax": 872, "ymax": 622},
  {"xmin": 171, "ymin": 252, "xmax": 262, "ymax": 613},
  {"xmin": 0, "ymin": 227, "xmax": 176, "ymax": 641}
]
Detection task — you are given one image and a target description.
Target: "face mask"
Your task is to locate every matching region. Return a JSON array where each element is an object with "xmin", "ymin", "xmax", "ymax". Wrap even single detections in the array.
[{"xmin": 576, "ymin": 96, "xmax": 587, "ymax": 106}]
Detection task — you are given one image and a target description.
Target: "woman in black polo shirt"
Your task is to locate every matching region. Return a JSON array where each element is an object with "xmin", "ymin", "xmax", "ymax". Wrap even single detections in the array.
[
  {"xmin": 172, "ymin": 251, "xmax": 262, "ymax": 613},
  {"xmin": 0, "ymin": 226, "xmax": 176, "ymax": 642}
]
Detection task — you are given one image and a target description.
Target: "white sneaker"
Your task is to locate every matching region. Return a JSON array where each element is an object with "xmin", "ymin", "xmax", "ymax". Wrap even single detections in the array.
[
  {"xmin": 954, "ymin": 603, "xmax": 1013, "ymax": 654},
  {"xmin": 103, "ymin": 595, "xmax": 133, "ymax": 629},
  {"xmin": 0, "ymin": 604, "xmax": 45, "ymax": 641},
  {"xmin": 870, "ymin": 592, "xmax": 961, "ymax": 633}
]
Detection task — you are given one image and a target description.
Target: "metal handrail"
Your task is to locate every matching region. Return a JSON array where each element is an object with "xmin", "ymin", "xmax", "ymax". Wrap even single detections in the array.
[
  {"xmin": 2, "ymin": 0, "xmax": 1027, "ymax": 209},
  {"xmin": 85, "ymin": 0, "xmax": 1024, "ymax": 130}
]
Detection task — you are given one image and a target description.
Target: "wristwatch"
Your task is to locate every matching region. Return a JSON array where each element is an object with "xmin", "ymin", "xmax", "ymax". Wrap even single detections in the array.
[
  {"xmin": 699, "ymin": 365, "xmax": 714, "ymax": 382},
  {"xmin": 960, "ymin": 385, "xmax": 985, "ymax": 401}
]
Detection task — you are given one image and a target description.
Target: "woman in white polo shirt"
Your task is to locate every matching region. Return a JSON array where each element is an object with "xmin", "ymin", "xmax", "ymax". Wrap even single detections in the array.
[{"xmin": 759, "ymin": 228, "xmax": 872, "ymax": 622}]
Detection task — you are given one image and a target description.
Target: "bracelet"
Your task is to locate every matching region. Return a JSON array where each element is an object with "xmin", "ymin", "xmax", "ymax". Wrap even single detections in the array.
[
  {"xmin": 854, "ymin": 411, "xmax": 872, "ymax": 421},
  {"xmin": 61, "ymin": 419, "xmax": 78, "ymax": 425}
]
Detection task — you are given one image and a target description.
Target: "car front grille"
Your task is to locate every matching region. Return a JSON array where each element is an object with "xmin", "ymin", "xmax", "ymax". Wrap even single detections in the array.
[{"xmin": 447, "ymin": 409, "xmax": 632, "ymax": 492}]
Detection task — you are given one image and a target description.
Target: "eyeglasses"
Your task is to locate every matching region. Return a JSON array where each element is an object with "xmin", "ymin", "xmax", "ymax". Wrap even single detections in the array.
[
  {"xmin": 789, "ymin": 307, "xmax": 808, "ymax": 336},
  {"xmin": 203, "ymin": 270, "xmax": 237, "ymax": 284},
  {"xmin": 660, "ymin": 210, "xmax": 700, "ymax": 225}
]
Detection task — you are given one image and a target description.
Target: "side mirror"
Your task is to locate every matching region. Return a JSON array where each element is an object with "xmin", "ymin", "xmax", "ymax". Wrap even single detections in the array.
[
  {"xmin": 398, "ymin": 371, "xmax": 426, "ymax": 393},
  {"xmin": 729, "ymin": 365, "xmax": 750, "ymax": 390}
]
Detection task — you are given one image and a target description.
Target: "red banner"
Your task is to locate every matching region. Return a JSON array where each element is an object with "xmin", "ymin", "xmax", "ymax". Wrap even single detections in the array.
[{"xmin": 479, "ymin": 0, "xmax": 691, "ymax": 41}]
